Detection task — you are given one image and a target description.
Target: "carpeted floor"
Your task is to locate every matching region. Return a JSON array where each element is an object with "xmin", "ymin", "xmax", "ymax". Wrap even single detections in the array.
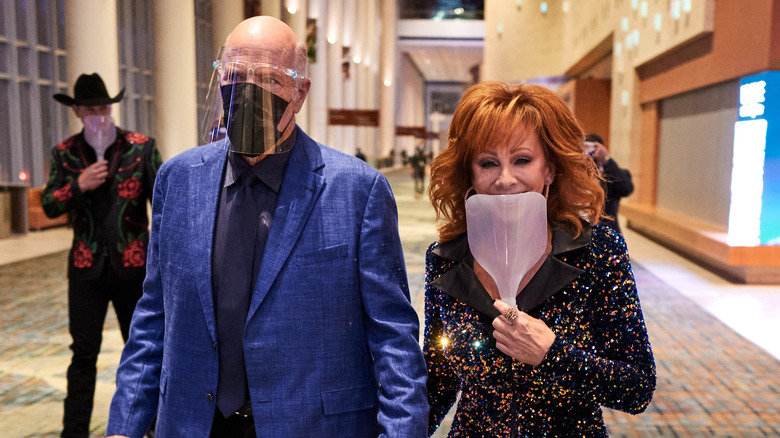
[{"xmin": 0, "ymin": 169, "xmax": 778, "ymax": 437}]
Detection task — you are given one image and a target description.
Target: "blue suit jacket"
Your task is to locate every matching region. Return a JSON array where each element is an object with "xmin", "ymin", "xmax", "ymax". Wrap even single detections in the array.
[{"xmin": 107, "ymin": 128, "xmax": 429, "ymax": 437}]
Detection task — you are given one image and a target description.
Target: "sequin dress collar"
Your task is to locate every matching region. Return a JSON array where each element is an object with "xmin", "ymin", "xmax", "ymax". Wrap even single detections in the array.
[{"xmin": 430, "ymin": 225, "xmax": 591, "ymax": 327}]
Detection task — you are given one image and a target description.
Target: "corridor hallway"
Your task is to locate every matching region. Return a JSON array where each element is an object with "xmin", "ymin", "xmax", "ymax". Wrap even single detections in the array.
[{"xmin": 0, "ymin": 168, "xmax": 778, "ymax": 437}]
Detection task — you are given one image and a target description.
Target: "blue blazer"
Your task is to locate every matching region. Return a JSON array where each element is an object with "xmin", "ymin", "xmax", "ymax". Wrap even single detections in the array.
[{"xmin": 107, "ymin": 128, "xmax": 429, "ymax": 437}]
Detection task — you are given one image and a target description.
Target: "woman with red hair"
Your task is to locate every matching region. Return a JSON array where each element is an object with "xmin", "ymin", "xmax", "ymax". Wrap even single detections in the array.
[{"xmin": 424, "ymin": 81, "xmax": 655, "ymax": 436}]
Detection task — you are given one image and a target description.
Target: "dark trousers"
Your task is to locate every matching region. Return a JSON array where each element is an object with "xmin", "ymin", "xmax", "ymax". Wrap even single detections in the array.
[
  {"xmin": 61, "ymin": 265, "xmax": 142, "ymax": 438},
  {"xmin": 210, "ymin": 410, "xmax": 257, "ymax": 438}
]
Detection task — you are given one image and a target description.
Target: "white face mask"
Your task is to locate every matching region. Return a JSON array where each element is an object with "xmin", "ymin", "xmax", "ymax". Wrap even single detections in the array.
[
  {"xmin": 466, "ymin": 191, "xmax": 548, "ymax": 309},
  {"xmin": 83, "ymin": 115, "xmax": 117, "ymax": 159}
]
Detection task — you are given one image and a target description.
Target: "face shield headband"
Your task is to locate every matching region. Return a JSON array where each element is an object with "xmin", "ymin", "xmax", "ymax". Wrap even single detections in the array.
[{"xmin": 201, "ymin": 47, "xmax": 304, "ymax": 155}]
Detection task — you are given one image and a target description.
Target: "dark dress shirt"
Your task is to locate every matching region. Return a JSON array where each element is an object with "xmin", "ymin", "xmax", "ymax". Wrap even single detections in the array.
[{"xmin": 211, "ymin": 137, "xmax": 292, "ymax": 415}]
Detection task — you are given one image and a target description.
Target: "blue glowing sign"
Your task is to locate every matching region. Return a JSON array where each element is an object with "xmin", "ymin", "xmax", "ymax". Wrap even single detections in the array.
[{"xmin": 729, "ymin": 71, "xmax": 780, "ymax": 245}]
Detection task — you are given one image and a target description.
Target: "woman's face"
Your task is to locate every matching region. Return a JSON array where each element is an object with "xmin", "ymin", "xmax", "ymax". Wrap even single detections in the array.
[{"xmin": 470, "ymin": 127, "xmax": 553, "ymax": 196}]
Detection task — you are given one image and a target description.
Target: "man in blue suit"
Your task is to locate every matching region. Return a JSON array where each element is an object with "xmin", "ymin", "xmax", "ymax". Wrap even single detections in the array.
[{"xmin": 106, "ymin": 16, "xmax": 428, "ymax": 438}]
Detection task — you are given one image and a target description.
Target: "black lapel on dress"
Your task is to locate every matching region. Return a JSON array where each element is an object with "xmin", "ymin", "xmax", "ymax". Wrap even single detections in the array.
[{"xmin": 430, "ymin": 225, "xmax": 592, "ymax": 326}]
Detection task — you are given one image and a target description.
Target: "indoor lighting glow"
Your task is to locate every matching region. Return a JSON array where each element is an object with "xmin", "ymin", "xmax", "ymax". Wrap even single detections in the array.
[
  {"xmin": 640, "ymin": 1, "xmax": 648, "ymax": 17},
  {"xmin": 671, "ymin": 0, "xmax": 681, "ymax": 19},
  {"xmin": 728, "ymin": 71, "xmax": 780, "ymax": 246},
  {"xmin": 683, "ymin": 0, "xmax": 692, "ymax": 13},
  {"xmin": 454, "ymin": 7, "xmax": 464, "ymax": 15},
  {"xmin": 352, "ymin": 56, "xmax": 361, "ymax": 64},
  {"xmin": 728, "ymin": 119, "xmax": 766, "ymax": 246},
  {"xmin": 654, "ymin": 13, "xmax": 663, "ymax": 31},
  {"xmin": 287, "ymin": 7, "xmax": 297, "ymax": 14},
  {"xmin": 631, "ymin": 0, "xmax": 638, "ymax": 9},
  {"xmin": 327, "ymin": 36, "xmax": 336, "ymax": 44},
  {"xmin": 18, "ymin": 171, "xmax": 29, "ymax": 182},
  {"xmin": 621, "ymin": 17, "xmax": 629, "ymax": 32},
  {"xmin": 540, "ymin": 2, "xmax": 548, "ymax": 14},
  {"xmin": 562, "ymin": 1, "xmax": 569, "ymax": 13},
  {"xmin": 383, "ymin": 80, "xmax": 392, "ymax": 87}
]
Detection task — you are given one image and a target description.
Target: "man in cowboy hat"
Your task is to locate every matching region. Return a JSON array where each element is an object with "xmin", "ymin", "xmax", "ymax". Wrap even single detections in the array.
[{"xmin": 42, "ymin": 72, "xmax": 162, "ymax": 438}]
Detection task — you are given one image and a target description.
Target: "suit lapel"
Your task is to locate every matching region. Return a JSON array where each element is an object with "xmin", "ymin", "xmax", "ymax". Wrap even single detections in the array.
[
  {"xmin": 247, "ymin": 129, "xmax": 325, "ymax": 321},
  {"xmin": 190, "ymin": 141, "xmax": 229, "ymax": 344}
]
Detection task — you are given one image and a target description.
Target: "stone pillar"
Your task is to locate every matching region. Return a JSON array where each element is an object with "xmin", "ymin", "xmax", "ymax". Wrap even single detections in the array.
[
  {"xmin": 304, "ymin": 0, "xmax": 329, "ymax": 143},
  {"xmin": 212, "ymin": 0, "xmax": 245, "ymax": 54},
  {"xmin": 64, "ymin": 0, "xmax": 121, "ymax": 131},
  {"xmin": 154, "ymin": 0, "xmax": 199, "ymax": 159},
  {"xmin": 379, "ymin": 0, "xmax": 397, "ymax": 159},
  {"xmin": 283, "ymin": 0, "xmax": 309, "ymax": 132}
]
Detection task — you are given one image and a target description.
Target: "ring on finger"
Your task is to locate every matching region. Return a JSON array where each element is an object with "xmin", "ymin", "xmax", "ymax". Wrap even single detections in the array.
[{"xmin": 504, "ymin": 307, "xmax": 518, "ymax": 321}]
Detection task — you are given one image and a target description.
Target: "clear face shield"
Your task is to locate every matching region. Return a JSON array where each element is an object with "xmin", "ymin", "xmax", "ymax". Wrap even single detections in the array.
[{"xmin": 201, "ymin": 46, "xmax": 304, "ymax": 155}]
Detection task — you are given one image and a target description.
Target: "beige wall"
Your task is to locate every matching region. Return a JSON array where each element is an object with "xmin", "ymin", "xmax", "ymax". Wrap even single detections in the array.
[
  {"xmin": 482, "ymin": 0, "xmax": 719, "ymax": 205},
  {"xmin": 483, "ymin": 0, "xmax": 564, "ymax": 82}
]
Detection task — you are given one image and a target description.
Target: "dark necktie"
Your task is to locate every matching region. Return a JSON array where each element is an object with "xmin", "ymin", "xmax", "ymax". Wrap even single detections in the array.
[{"xmin": 216, "ymin": 169, "xmax": 258, "ymax": 416}]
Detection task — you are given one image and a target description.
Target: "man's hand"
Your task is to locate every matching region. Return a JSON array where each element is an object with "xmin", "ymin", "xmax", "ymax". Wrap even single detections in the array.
[
  {"xmin": 77, "ymin": 160, "xmax": 109, "ymax": 191},
  {"xmin": 592, "ymin": 143, "xmax": 610, "ymax": 168}
]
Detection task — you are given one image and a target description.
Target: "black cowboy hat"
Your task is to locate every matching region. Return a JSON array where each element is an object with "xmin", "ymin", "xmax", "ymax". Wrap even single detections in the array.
[{"xmin": 53, "ymin": 73, "xmax": 125, "ymax": 106}]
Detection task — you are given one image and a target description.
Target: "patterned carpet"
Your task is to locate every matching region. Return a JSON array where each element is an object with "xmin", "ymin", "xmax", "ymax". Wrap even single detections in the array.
[
  {"xmin": 0, "ymin": 251, "xmax": 122, "ymax": 437},
  {"xmin": 0, "ymin": 169, "xmax": 778, "ymax": 437}
]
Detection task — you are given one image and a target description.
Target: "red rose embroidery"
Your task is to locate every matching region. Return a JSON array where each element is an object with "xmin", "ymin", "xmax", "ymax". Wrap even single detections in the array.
[
  {"xmin": 118, "ymin": 177, "xmax": 142, "ymax": 200},
  {"xmin": 124, "ymin": 132, "xmax": 149, "ymax": 144},
  {"xmin": 56, "ymin": 138, "xmax": 75, "ymax": 151},
  {"xmin": 53, "ymin": 183, "xmax": 72, "ymax": 202},
  {"xmin": 73, "ymin": 241, "xmax": 93, "ymax": 268},
  {"xmin": 122, "ymin": 239, "xmax": 146, "ymax": 267}
]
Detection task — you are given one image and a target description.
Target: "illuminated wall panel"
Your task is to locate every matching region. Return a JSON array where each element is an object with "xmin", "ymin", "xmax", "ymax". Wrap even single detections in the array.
[{"xmin": 728, "ymin": 71, "xmax": 780, "ymax": 246}]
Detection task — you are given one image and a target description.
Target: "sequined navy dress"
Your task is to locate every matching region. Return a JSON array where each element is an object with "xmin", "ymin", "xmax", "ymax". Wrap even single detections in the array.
[{"xmin": 424, "ymin": 223, "xmax": 655, "ymax": 437}]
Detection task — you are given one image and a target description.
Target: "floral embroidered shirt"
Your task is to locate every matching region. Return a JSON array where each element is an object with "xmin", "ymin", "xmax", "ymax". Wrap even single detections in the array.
[{"xmin": 41, "ymin": 129, "xmax": 162, "ymax": 281}]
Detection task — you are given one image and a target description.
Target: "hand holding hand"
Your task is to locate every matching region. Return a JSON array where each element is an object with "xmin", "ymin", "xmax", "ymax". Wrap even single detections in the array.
[
  {"xmin": 77, "ymin": 160, "xmax": 109, "ymax": 192},
  {"xmin": 492, "ymin": 300, "xmax": 556, "ymax": 367}
]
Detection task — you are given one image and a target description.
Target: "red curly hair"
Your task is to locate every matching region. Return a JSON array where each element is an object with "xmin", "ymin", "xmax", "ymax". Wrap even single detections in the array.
[{"xmin": 429, "ymin": 81, "xmax": 604, "ymax": 242}]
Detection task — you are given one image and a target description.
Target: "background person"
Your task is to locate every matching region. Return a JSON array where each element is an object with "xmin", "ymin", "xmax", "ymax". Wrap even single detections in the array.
[
  {"xmin": 410, "ymin": 142, "xmax": 428, "ymax": 197},
  {"xmin": 41, "ymin": 72, "xmax": 161, "ymax": 438},
  {"xmin": 424, "ymin": 81, "xmax": 655, "ymax": 436},
  {"xmin": 106, "ymin": 16, "xmax": 428, "ymax": 438},
  {"xmin": 584, "ymin": 133, "xmax": 634, "ymax": 234}
]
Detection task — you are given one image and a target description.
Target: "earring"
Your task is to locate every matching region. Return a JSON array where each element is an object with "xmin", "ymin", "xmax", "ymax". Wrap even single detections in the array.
[
  {"xmin": 464, "ymin": 186, "xmax": 477, "ymax": 202},
  {"xmin": 543, "ymin": 184, "xmax": 550, "ymax": 200}
]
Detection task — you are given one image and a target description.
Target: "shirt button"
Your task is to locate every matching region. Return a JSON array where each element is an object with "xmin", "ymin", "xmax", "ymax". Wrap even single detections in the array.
[{"xmin": 206, "ymin": 393, "xmax": 214, "ymax": 402}]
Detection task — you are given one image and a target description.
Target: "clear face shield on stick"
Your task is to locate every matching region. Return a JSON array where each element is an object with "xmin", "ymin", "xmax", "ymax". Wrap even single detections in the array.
[
  {"xmin": 466, "ymin": 192, "xmax": 548, "ymax": 310},
  {"xmin": 201, "ymin": 47, "xmax": 303, "ymax": 155},
  {"xmin": 82, "ymin": 115, "xmax": 117, "ymax": 159}
]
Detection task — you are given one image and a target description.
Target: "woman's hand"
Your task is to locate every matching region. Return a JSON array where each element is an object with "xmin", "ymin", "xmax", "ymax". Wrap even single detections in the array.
[{"xmin": 492, "ymin": 300, "xmax": 556, "ymax": 366}]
